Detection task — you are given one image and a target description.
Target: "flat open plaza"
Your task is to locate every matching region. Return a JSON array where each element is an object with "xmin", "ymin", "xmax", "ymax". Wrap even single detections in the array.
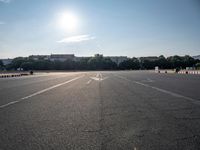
[{"xmin": 0, "ymin": 71, "xmax": 200, "ymax": 150}]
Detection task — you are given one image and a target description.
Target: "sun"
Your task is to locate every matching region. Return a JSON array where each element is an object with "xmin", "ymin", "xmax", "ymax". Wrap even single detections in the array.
[{"xmin": 57, "ymin": 11, "xmax": 78, "ymax": 32}]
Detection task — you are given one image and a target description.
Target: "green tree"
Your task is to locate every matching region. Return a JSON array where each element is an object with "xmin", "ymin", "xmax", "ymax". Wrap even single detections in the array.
[
  {"xmin": 155, "ymin": 55, "xmax": 169, "ymax": 69},
  {"xmin": 103, "ymin": 58, "xmax": 117, "ymax": 70},
  {"xmin": 0, "ymin": 60, "xmax": 3, "ymax": 66},
  {"xmin": 88, "ymin": 54, "xmax": 104, "ymax": 70},
  {"xmin": 182, "ymin": 55, "xmax": 196, "ymax": 68},
  {"xmin": 87, "ymin": 54, "xmax": 117, "ymax": 70},
  {"xmin": 0, "ymin": 60, "xmax": 4, "ymax": 70},
  {"xmin": 6, "ymin": 57, "xmax": 27, "ymax": 70},
  {"xmin": 75, "ymin": 58, "xmax": 90, "ymax": 70},
  {"xmin": 167, "ymin": 55, "xmax": 183, "ymax": 69},
  {"xmin": 21, "ymin": 62, "xmax": 34, "ymax": 71},
  {"xmin": 119, "ymin": 58, "xmax": 140, "ymax": 70},
  {"xmin": 140, "ymin": 57, "xmax": 157, "ymax": 69},
  {"xmin": 63, "ymin": 60, "xmax": 76, "ymax": 70},
  {"xmin": 196, "ymin": 63, "xmax": 200, "ymax": 70},
  {"xmin": 33, "ymin": 60, "xmax": 52, "ymax": 70}
]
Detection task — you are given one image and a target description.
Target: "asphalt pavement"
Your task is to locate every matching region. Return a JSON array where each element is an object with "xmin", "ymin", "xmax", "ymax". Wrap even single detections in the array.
[{"xmin": 0, "ymin": 71, "xmax": 200, "ymax": 150}]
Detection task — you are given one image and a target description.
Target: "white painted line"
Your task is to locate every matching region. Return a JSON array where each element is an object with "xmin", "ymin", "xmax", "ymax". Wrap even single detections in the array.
[
  {"xmin": 90, "ymin": 76, "xmax": 108, "ymax": 81},
  {"xmin": 142, "ymin": 78, "xmax": 154, "ymax": 83},
  {"xmin": 90, "ymin": 77, "xmax": 100, "ymax": 81},
  {"xmin": 116, "ymin": 75, "xmax": 200, "ymax": 105},
  {"xmin": 0, "ymin": 101, "xmax": 19, "ymax": 108},
  {"xmin": 0, "ymin": 76, "xmax": 83, "ymax": 109},
  {"xmin": 146, "ymin": 78, "xmax": 154, "ymax": 82},
  {"xmin": 86, "ymin": 79, "xmax": 92, "ymax": 85},
  {"xmin": 90, "ymin": 72, "xmax": 108, "ymax": 81},
  {"xmin": 21, "ymin": 76, "xmax": 83, "ymax": 100}
]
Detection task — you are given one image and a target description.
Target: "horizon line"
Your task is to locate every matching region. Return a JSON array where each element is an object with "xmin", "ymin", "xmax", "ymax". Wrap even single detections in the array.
[{"xmin": 0, "ymin": 53, "xmax": 199, "ymax": 60}]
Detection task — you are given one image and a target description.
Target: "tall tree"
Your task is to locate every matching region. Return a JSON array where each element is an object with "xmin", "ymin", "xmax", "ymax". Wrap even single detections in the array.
[
  {"xmin": 0, "ymin": 60, "xmax": 3, "ymax": 67},
  {"xmin": 119, "ymin": 58, "xmax": 140, "ymax": 70}
]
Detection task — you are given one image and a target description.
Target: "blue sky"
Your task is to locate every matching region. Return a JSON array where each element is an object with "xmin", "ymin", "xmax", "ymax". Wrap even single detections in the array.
[{"xmin": 0, "ymin": 0, "xmax": 200, "ymax": 58}]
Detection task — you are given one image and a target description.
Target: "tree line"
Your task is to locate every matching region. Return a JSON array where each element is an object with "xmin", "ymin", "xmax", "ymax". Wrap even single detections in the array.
[{"xmin": 1, "ymin": 55, "xmax": 200, "ymax": 71}]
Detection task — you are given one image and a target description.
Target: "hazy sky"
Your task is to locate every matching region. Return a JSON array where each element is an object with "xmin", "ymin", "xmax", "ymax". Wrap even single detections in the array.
[{"xmin": 0, "ymin": 0, "xmax": 200, "ymax": 58}]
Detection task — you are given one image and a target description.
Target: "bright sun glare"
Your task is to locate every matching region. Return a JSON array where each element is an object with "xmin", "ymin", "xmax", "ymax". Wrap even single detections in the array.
[{"xmin": 57, "ymin": 12, "xmax": 78, "ymax": 32}]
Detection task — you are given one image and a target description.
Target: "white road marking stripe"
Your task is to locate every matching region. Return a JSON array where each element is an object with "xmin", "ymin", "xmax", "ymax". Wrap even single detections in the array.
[
  {"xmin": 116, "ymin": 75, "xmax": 200, "ymax": 105},
  {"xmin": 0, "ymin": 76, "xmax": 83, "ymax": 109},
  {"xmin": 100, "ymin": 73, "xmax": 103, "ymax": 79},
  {"xmin": 90, "ymin": 72, "xmax": 108, "ymax": 81},
  {"xmin": 21, "ymin": 76, "xmax": 83, "ymax": 100},
  {"xmin": 146, "ymin": 78, "xmax": 154, "ymax": 82},
  {"xmin": 0, "ymin": 101, "xmax": 19, "ymax": 108},
  {"xmin": 86, "ymin": 79, "xmax": 92, "ymax": 84},
  {"xmin": 96, "ymin": 73, "xmax": 99, "ymax": 78}
]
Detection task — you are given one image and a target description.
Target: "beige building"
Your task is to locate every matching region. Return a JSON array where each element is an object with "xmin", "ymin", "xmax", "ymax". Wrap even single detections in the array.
[{"xmin": 50, "ymin": 54, "xmax": 75, "ymax": 62}]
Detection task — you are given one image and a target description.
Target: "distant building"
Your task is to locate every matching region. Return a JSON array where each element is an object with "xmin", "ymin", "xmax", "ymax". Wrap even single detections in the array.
[
  {"xmin": 29, "ymin": 54, "xmax": 75, "ymax": 62},
  {"xmin": 27, "ymin": 54, "xmax": 128, "ymax": 64},
  {"xmin": 0, "ymin": 59, "xmax": 13, "ymax": 65},
  {"xmin": 139, "ymin": 56, "xmax": 158, "ymax": 61},
  {"xmin": 50, "ymin": 54, "xmax": 75, "ymax": 62},
  {"xmin": 74, "ymin": 56, "xmax": 91, "ymax": 62},
  {"xmin": 29, "ymin": 55, "xmax": 49, "ymax": 60},
  {"xmin": 193, "ymin": 55, "xmax": 200, "ymax": 60}
]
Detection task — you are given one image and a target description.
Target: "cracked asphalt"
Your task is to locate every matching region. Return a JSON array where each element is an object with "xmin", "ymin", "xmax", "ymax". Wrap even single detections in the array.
[{"xmin": 0, "ymin": 71, "xmax": 200, "ymax": 150}]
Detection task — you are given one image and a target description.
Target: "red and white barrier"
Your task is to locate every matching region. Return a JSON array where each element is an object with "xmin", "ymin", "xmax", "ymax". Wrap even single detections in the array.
[
  {"xmin": 0, "ymin": 73, "xmax": 30, "ymax": 78},
  {"xmin": 155, "ymin": 70, "xmax": 175, "ymax": 74},
  {"xmin": 178, "ymin": 70, "xmax": 200, "ymax": 75}
]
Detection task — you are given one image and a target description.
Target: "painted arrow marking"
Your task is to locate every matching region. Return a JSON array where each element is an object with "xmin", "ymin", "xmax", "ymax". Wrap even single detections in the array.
[
  {"xmin": 141, "ymin": 78, "xmax": 154, "ymax": 83},
  {"xmin": 145, "ymin": 78, "xmax": 154, "ymax": 82},
  {"xmin": 90, "ymin": 73, "xmax": 108, "ymax": 81},
  {"xmin": 90, "ymin": 77, "xmax": 108, "ymax": 81}
]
